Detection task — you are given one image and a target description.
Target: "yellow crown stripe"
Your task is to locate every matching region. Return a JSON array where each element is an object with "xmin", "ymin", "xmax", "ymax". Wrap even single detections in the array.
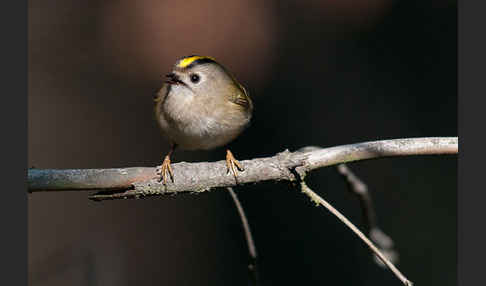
[{"xmin": 177, "ymin": 56, "xmax": 215, "ymax": 68}]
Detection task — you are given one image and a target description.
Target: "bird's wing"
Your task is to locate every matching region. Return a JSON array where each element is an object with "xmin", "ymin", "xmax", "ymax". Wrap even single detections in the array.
[{"xmin": 230, "ymin": 84, "xmax": 253, "ymax": 112}]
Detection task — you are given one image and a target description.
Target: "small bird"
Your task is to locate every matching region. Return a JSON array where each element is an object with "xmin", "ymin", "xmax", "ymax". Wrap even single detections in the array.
[{"xmin": 153, "ymin": 55, "xmax": 253, "ymax": 184}]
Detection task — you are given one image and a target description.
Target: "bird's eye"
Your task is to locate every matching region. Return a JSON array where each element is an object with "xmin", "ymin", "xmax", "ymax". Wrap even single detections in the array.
[{"xmin": 190, "ymin": 73, "xmax": 200, "ymax": 83}]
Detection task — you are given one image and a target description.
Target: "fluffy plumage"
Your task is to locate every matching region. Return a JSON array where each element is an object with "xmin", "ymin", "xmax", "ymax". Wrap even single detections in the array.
[{"xmin": 154, "ymin": 56, "xmax": 252, "ymax": 150}]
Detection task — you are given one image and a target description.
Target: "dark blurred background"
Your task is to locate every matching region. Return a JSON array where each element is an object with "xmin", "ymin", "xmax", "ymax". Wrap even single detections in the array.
[{"xmin": 28, "ymin": 0, "xmax": 457, "ymax": 285}]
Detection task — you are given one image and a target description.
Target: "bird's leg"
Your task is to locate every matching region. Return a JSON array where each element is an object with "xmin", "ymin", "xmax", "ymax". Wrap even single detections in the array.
[
  {"xmin": 226, "ymin": 149, "xmax": 244, "ymax": 181},
  {"xmin": 156, "ymin": 144, "xmax": 177, "ymax": 184}
]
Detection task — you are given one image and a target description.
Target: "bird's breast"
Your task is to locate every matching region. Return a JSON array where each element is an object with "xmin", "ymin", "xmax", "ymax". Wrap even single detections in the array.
[{"xmin": 156, "ymin": 95, "xmax": 251, "ymax": 150}]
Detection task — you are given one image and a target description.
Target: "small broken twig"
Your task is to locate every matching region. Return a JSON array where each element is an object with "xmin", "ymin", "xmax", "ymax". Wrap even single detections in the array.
[{"xmin": 337, "ymin": 164, "xmax": 399, "ymax": 266}]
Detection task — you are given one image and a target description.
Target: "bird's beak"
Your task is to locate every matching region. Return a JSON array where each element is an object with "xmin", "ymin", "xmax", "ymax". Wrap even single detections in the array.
[{"xmin": 165, "ymin": 73, "xmax": 185, "ymax": 85}]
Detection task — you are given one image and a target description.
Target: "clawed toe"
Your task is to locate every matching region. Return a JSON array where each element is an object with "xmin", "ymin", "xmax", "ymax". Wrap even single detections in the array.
[
  {"xmin": 226, "ymin": 149, "xmax": 244, "ymax": 181},
  {"xmin": 157, "ymin": 155, "xmax": 174, "ymax": 184}
]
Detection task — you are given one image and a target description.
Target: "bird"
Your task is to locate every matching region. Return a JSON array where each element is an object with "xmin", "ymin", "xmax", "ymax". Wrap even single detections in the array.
[{"xmin": 153, "ymin": 55, "xmax": 253, "ymax": 184}]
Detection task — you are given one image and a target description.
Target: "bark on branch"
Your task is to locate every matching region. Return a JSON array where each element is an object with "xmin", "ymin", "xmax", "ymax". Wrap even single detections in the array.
[{"xmin": 27, "ymin": 137, "xmax": 458, "ymax": 201}]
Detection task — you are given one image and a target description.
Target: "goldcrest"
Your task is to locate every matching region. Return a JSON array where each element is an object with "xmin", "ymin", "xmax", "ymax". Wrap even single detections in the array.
[{"xmin": 153, "ymin": 55, "xmax": 253, "ymax": 183}]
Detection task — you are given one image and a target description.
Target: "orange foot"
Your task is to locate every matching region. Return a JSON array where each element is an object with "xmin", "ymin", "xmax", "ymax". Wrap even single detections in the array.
[
  {"xmin": 156, "ymin": 154, "xmax": 174, "ymax": 184},
  {"xmin": 226, "ymin": 149, "xmax": 244, "ymax": 181}
]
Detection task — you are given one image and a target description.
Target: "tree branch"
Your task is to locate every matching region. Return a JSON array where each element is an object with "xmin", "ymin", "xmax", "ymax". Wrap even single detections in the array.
[
  {"xmin": 298, "ymin": 180, "xmax": 413, "ymax": 286},
  {"xmin": 27, "ymin": 137, "xmax": 458, "ymax": 201},
  {"xmin": 226, "ymin": 187, "xmax": 259, "ymax": 284}
]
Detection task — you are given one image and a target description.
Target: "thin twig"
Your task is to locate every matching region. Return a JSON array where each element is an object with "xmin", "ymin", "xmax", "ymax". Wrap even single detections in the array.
[
  {"xmin": 299, "ymin": 181, "xmax": 413, "ymax": 286},
  {"xmin": 337, "ymin": 164, "xmax": 399, "ymax": 265},
  {"xmin": 226, "ymin": 187, "xmax": 259, "ymax": 285},
  {"xmin": 337, "ymin": 164, "xmax": 377, "ymax": 232},
  {"xmin": 26, "ymin": 137, "xmax": 458, "ymax": 200}
]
